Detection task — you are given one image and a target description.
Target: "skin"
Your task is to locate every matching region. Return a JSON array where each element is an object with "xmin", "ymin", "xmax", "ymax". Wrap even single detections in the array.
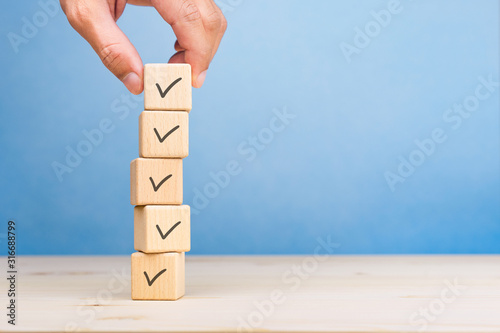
[{"xmin": 60, "ymin": 0, "xmax": 227, "ymax": 94}]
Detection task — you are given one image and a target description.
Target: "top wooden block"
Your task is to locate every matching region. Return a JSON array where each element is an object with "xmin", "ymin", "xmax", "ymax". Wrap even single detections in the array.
[{"xmin": 144, "ymin": 64, "xmax": 192, "ymax": 111}]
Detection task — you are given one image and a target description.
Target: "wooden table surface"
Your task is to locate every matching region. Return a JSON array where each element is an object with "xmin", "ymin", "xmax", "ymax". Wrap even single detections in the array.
[{"xmin": 1, "ymin": 255, "xmax": 499, "ymax": 332}]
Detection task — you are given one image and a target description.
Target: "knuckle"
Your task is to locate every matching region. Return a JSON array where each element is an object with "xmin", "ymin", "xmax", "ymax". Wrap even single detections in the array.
[
  {"xmin": 99, "ymin": 43, "xmax": 125, "ymax": 74},
  {"xmin": 64, "ymin": 1, "xmax": 92, "ymax": 26},
  {"xmin": 220, "ymin": 15, "xmax": 227, "ymax": 33},
  {"xmin": 179, "ymin": 0, "xmax": 201, "ymax": 23},
  {"xmin": 204, "ymin": 9, "xmax": 222, "ymax": 30}
]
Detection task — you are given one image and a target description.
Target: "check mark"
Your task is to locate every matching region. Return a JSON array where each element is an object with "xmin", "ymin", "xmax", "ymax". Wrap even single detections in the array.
[
  {"xmin": 144, "ymin": 269, "xmax": 166, "ymax": 287},
  {"xmin": 154, "ymin": 125, "xmax": 180, "ymax": 143},
  {"xmin": 149, "ymin": 175, "xmax": 172, "ymax": 192},
  {"xmin": 156, "ymin": 221, "xmax": 182, "ymax": 240},
  {"xmin": 156, "ymin": 78, "xmax": 182, "ymax": 98}
]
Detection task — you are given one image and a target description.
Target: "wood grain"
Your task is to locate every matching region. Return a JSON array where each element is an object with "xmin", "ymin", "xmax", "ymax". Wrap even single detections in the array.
[
  {"xmin": 2, "ymin": 255, "xmax": 500, "ymax": 332},
  {"xmin": 134, "ymin": 205, "xmax": 190, "ymax": 253},
  {"xmin": 139, "ymin": 111, "xmax": 189, "ymax": 158},
  {"xmin": 130, "ymin": 158, "xmax": 183, "ymax": 205},
  {"xmin": 144, "ymin": 64, "xmax": 192, "ymax": 111},
  {"xmin": 131, "ymin": 252, "xmax": 185, "ymax": 300}
]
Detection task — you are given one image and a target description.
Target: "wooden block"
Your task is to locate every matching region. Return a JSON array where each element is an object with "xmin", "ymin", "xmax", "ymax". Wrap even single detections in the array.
[
  {"xmin": 139, "ymin": 111, "xmax": 189, "ymax": 158},
  {"xmin": 130, "ymin": 158, "xmax": 183, "ymax": 205},
  {"xmin": 131, "ymin": 252, "xmax": 185, "ymax": 300},
  {"xmin": 144, "ymin": 64, "xmax": 192, "ymax": 111},
  {"xmin": 134, "ymin": 205, "xmax": 190, "ymax": 253}
]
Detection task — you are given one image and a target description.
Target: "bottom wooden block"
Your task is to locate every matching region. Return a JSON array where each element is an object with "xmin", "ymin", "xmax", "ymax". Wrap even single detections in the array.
[{"xmin": 131, "ymin": 252, "xmax": 185, "ymax": 300}]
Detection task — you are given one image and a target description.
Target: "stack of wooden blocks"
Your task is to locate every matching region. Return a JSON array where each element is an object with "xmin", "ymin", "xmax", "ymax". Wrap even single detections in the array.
[{"xmin": 130, "ymin": 64, "xmax": 192, "ymax": 300}]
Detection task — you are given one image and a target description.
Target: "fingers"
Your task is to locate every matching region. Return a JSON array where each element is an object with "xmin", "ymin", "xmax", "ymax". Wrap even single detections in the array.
[
  {"xmin": 112, "ymin": 0, "xmax": 128, "ymax": 21},
  {"xmin": 150, "ymin": 0, "xmax": 209, "ymax": 87},
  {"xmin": 151, "ymin": 0, "xmax": 226, "ymax": 88},
  {"xmin": 61, "ymin": 0, "xmax": 144, "ymax": 94},
  {"xmin": 61, "ymin": 0, "xmax": 226, "ymax": 92}
]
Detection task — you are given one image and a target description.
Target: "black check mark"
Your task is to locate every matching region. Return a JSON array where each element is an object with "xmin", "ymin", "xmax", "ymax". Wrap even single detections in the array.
[
  {"xmin": 154, "ymin": 125, "xmax": 180, "ymax": 143},
  {"xmin": 149, "ymin": 175, "xmax": 172, "ymax": 192},
  {"xmin": 156, "ymin": 77, "xmax": 182, "ymax": 98},
  {"xmin": 144, "ymin": 269, "xmax": 167, "ymax": 287},
  {"xmin": 156, "ymin": 221, "xmax": 182, "ymax": 240}
]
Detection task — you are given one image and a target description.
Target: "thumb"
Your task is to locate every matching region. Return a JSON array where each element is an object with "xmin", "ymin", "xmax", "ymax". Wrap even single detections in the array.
[{"xmin": 64, "ymin": 3, "xmax": 143, "ymax": 94}]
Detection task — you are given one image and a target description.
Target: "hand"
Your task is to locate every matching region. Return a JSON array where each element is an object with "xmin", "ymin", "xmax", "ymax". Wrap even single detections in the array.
[{"xmin": 60, "ymin": 0, "xmax": 227, "ymax": 94}]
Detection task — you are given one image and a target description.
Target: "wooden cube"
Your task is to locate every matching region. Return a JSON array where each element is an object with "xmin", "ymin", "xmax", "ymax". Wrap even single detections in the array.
[
  {"xmin": 139, "ymin": 111, "xmax": 188, "ymax": 158},
  {"xmin": 130, "ymin": 158, "xmax": 183, "ymax": 205},
  {"xmin": 131, "ymin": 252, "xmax": 185, "ymax": 300},
  {"xmin": 135, "ymin": 205, "xmax": 190, "ymax": 253},
  {"xmin": 144, "ymin": 64, "xmax": 192, "ymax": 111}
]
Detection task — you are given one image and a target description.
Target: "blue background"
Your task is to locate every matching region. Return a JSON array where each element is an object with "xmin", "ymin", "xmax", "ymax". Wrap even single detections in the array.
[{"xmin": 0, "ymin": 0, "xmax": 498, "ymax": 255}]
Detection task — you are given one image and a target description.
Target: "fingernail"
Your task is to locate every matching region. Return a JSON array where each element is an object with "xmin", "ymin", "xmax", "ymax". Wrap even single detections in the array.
[
  {"xmin": 122, "ymin": 72, "xmax": 142, "ymax": 94},
  {"xmin": 195, "ymin": 70, "xmax": 207, "ymax": 88}
]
